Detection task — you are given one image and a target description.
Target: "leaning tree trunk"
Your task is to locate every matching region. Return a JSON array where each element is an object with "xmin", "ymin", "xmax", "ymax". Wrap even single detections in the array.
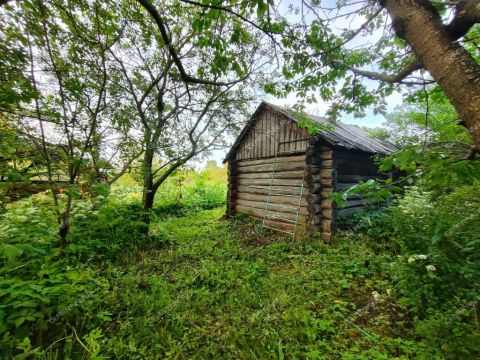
[{"xmin": 383, "ymin": 0, "xmax": 480, "ymax": 152}]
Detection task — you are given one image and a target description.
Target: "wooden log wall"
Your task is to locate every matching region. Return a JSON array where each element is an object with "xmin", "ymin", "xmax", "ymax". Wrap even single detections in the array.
[
  {"xmin": 234, "ymin": 155, "xmax": 309, "ymax": 233},
  {"xmin": 226, "ymin": 159, "xmax": 237, "ymax": 217},
  {"xmin": 305, "ymin": 143, "xmax": 336, "ymax": 242},
  {"xmin": 235, "ymin": 107, "xmax": 309, "ymax": 161},
  {"xmin": 333, "ymin": 150, "xmax": 380, "ymax": 219}
]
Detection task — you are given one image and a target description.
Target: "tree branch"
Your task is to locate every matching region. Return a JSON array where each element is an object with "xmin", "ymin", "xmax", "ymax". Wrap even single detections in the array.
[
  {"xmin": 178, "ymin": 0, "xmax": 280, "ymax": 44},
  {"xmin": 135, "ymin": 0, "xmax": 251, "ymax": 87},
  {"xmin": 348, "ymin": 59, "xmax": 422, "ymax": 83},
  {"xmin": 445, "ymin": 0, "xmax": 480, "ymax": 40}
]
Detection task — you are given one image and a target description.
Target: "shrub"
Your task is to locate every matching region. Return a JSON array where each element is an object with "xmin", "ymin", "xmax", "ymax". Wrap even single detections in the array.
[
  {"xmin": 389, "ymin": 184, "xmax": 480, "ymax": 359},
  {"xmin": 0, "ymin": 193, "xmax": 110, "ymax": 357}
]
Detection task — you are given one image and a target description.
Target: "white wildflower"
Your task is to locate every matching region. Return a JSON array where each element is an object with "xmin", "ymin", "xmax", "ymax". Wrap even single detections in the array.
[
  {"xmin": 426, "ymin": 265, "xmax": 436, "ymax": 272},
  {"xmin": 372, "ymin": 291, "xmax": 381, "ymax": 301},
  {"xmin": 408, "ymin": 254, "xmax": 427, "ymax": 263}
]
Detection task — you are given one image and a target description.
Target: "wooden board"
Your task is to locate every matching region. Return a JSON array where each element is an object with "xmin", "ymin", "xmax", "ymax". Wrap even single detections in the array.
[
  {"xmin": 237, "ymin": 161, "xmax": 305, "ymax": 174},
  {"xmin": 238, "ymin": 170, "xmax": 305, "ymax": 180},
  {"xmin": 238, "ymin": 185, "xmax": 304, "ymax": 196},
  {"xmin": 235, "ymin": 205, "xmax": 308, "ymax": 224},
  {"xmin": 237, "ymin": 192, "xmax": 308, "ymax": 207},
  {"xmin": 237, "ymin": 177, "xmax": 305, "ymax": 187},
  {"xmin": 237, "ymin": 154, "xmax": 306, "ymax": 167},
  {"xmin": 236, "ymin": 199, "xmax": 309, "ymax": 215},
  {"xmin": 335, "ymin": 182, "xmax": 358, "ymax": 191},
  {"xmin": 235, "ymin": 108, "xmax": 309, "ymax": 161}
]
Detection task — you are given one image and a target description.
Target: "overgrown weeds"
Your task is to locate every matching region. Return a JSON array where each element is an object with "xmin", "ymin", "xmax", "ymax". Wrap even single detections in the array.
[{"xmin": 1, "ymin": 176, "xmax": 479, "ymax": 358}]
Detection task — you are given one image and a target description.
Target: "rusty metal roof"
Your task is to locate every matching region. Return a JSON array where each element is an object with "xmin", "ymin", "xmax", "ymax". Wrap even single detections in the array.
[{"xmin": 224, "ymin": 101, "xmax": 398, "ymax": 162}]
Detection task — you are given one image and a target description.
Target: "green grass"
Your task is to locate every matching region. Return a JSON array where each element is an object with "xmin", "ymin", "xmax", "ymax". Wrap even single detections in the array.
[
  {"xmin": 2, "ymin": 181, "xmax": 478, "ymax": 359},
  {"xmin": 76, "ymin": 208, "xmax": 420, "ymax": 359}
]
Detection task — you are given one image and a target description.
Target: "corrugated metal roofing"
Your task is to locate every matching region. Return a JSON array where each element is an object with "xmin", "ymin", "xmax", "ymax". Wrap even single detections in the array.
[{"xmin": 224, "ymin": 101, "xmax": 398, "ymax": 162}]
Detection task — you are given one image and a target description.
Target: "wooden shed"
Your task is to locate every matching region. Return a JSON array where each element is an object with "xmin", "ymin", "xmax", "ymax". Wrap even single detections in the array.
[{"xmin": 224, "ymin": 101, "xmax": 397, "ymax": 241}]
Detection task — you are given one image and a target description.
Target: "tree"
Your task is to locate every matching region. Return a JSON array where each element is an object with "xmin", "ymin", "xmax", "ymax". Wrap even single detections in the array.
[
  {"xmin": 281, "ymin": 0, "xmax": 480, "ymax": 154},
  {"xmin": 0, "ymin": 0, "xmax": 134, "ymax": 247},
  {"xmin": 107, "ymin": 7, "xmax": 257, "ymax": 232},
  {"xmin": 2, "ymin": 0, "xmax": 264, "ymax": 239},
  {"xmin": 378, "ymin": 100, "xmax": 479, "ymax": 193},
  {"xmin": 137, "ymin": 0, "xmax": 480, "ymax": 156}
]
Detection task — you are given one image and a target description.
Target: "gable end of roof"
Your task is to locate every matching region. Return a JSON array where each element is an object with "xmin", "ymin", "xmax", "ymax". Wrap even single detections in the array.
[{"xmin": 224, "ymin": 101, "xmax": 398, "ymax": 162}]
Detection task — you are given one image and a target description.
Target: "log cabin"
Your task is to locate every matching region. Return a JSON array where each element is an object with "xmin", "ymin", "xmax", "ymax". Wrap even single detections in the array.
[{"xmin": 223, "ymin": 101, "xmax": 397, "ymax": 242}]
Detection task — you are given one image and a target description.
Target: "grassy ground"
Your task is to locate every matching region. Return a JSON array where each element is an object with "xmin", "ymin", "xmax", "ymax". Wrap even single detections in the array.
[
  {"xmin": 4, "ymin": 173, "xmax": 477, "ymax": 358},
  {"xmin": 82, "ymin": 208, "xmax": 418, "ymax": 359}
]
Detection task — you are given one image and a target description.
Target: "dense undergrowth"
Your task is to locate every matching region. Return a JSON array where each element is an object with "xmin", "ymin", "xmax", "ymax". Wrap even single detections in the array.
[{"xmin": 1, "ymin": 168, "xmax": 479, "ymax": 359}]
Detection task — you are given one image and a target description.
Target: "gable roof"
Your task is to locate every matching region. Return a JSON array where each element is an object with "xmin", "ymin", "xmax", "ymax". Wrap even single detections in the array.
[{"xmin": 224, "ymin": 101, "xmax": 398, "ymax": 162}]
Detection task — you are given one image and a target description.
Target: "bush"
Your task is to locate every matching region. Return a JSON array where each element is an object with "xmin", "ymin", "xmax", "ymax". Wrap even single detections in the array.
[
  {"xmin": 389, "ymin": 184, "xmax": 480, "ymax": 359},
  {"xmin": 336, "ymin": 183, "xmax": 480, "ymax": 359},
  {"xmin": 0, "ymin": 193, "xmax": 111, "ymax": 358}
]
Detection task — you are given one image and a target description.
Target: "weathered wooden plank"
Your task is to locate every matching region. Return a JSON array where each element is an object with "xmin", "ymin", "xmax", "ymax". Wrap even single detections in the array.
[
  {"xmin": 270, "ymin": 111, "xmax": 275, "ymax": 156},
  {"xmin": 264, "ymin": 220, "xmax": 309, "ymax": 237},
  {"xmin": 236, "ymin": 141, "xmax": 242, "ymax": 160},
  {"xmin": 227, "ymin": 159, "xmax": 238, "ymax": 217},
  {"xmin": 261, "ymin": 115, "xmax": 266, "ymax": 158},
  {"xmin": 242, "ymin": 130, "xmax": 248, "ymax": 159},
  {"xmin": 321, "ymin": 209, "xmax": 334, "ymax": 220},
  {"xmin": 307, "ymin": 203, "xmax": 322, "ymax": 215},
  {"xmin": 320, "ymin": 149, "xmax": 333, "ymax": 160},
  {"xmin": 238, "ymin": 170, "xmax": 305, "ymax": 180},
  {"xmin": 321, "ymin": 199, "xmax": 334, "ymax": 209},
  {"xmin": 320, "ymin": 178, "xmax": 333, "ymax": 187},
  {"xmin": 237, "ymin": 162, "xmax": 305, "ymax": 173},
  {"xmin": 321, "ymin": 232, "xmax": 332, "ymax": 242},
  {"xmin": 307, "ymin": 193, "xmax": 322, "ymax": 203},
  {"xmin": 236, "ymin": 205, "xmax": 308, "ymax": 223},
  {"xmin": 264, "ymin": 219, "xmax": 294, "ymax": 232},
  {"xmin": 238, "ymin": 177, "xmax": 305, "ymax": 187},
  {"xmin": 236, "ymin": 199, "xmax": 309, "ymax": 215},
  {"xmin": 237, "ymin": 192, "xmax": 307, "ymax": 207},
  {"xmin": 322, "ymin": 160, "xmax": 333, "ymax": 168},
  {"xmin": 237, "ymin": 155, "xmax": 306, "ymax": 167},
  {"xmin": 321, "ymin": 220, "xmax": 336, "ymax": 233},
  {"xmin": 320, "ymin": 188, "xmax": 332, "ymax": 198},
  {"xmin": 237, "ymin": 184, "xmax": 303, "ymax": 196},
  {"xmin": 319, "ymin": 168, "xmax": 333, "ymax": 178}
]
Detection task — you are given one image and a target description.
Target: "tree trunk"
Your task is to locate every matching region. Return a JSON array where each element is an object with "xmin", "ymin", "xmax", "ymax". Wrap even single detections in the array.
[
  {"xmin": 59, "ymin": 194, "xmax": 72, "ymax": 252},
  {"xmin": 384, "ymin": 0, "xmax": 480, "ymax": 152},
  {"xmin": 141, "ymin": 147, "xmax": 155, "ymax": 236}
]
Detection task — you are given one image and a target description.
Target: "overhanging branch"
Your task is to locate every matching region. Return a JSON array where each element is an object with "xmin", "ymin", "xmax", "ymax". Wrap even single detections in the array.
[
  {"xmin": 349, "ymin": 59, "xmax": 422, "ymax": 83},
  {"xmin": 445, "ymin": 0, "xmax": 480, "ymax": 40},
  {"xmin": 136, "ymin": 0, "xmax": 251, "ymax": 87}
]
